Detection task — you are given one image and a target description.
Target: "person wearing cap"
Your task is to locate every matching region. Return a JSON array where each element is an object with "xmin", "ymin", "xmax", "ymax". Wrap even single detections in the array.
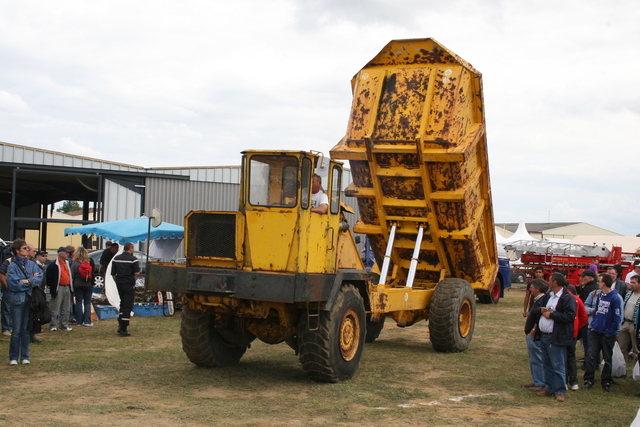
[
  {"xmin": 34, "ymin": 251, "xmax": 48, "ymax": 287},
  {"xmin": 626, "ymin": 260, "xmax": 640, "ymax": 284},
  {"xmin": 578, "ymin": 270, "xmax": 599, "ymax": 302},
  {"xmin": 578, "ymin": 270, "xmax": 599, "ymax": 367},
  {"xmin": 45, "ymin": 247, "xmax": 74, "ymax": 332},
  {"xmin": 35, "ymin": 251, "xmax": 51, "ymax": 303}
]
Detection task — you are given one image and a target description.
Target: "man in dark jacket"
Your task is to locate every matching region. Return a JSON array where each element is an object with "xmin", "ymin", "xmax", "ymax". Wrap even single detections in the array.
[
  {"xmin": 607, "ymin": 266, "xmax": 628, "ymax": 299},
  {"xmin": 578, "ymin": 270, "xmax": 598, "ymax": 302},
  {"xmin": 536, "ymin": 272, "xmax": 576, "ymax": 402},
  {"xmin": 524, "ymin": 278, "xmax": 549, "ymax": 391},
  {"xmin": 99, "ymin": 242, "xmax": 119, "ymax": 276},
  {"xmin": 578, "ymin": 270, "xmax": 599, "ymax": 360},
  {"xmin": 111, "ymin": 242, "xmax": 140, "ymax": 337}
]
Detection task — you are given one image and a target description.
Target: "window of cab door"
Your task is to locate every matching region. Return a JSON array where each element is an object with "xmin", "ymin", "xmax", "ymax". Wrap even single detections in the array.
[
  {"xmin": 248, "ymin": 155, "xmax": 299, "ymax": 208},
  {"xmin": 329, "ymin": 165, "xmax": 341, "ymax": 214}
]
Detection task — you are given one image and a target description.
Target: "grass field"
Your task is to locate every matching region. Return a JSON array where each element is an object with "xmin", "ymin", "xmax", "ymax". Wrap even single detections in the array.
[{"xmin": 1, "ymin": 286, "xmax": 639, "ymax": 426}]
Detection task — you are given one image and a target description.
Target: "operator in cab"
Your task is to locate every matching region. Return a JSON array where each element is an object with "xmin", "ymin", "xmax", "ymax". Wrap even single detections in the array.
[{"xmin": 310, "ymin": 174, "xmax": 328, "ymax": 214}]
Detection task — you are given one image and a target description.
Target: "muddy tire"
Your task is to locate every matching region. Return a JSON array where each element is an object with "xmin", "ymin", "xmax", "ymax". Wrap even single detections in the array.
[
  {"xmin": 428, "ymin": 278, "xmax": 475, "ymax": 352},
  {"xmin": 365, "ymin": 314, "xmax": 386, "ymax": 343},
  {"xmin": 180, "ymin": 305, "xmax": 247, "ymax": 367},
  {"xmin": 298, "ymin": 284, "xmax": 366, "ymax": 383}
]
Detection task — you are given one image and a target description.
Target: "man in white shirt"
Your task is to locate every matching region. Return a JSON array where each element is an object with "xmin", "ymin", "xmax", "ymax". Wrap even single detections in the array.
[
  {"xmin": 311, "ymin": 174, "xmax": 328, "ymax": 214},
  {"xmin": 625, "ymin": 261, "xmax": 640, "ymax": 284},
  {"xmin": 537, "ymin": 273, "xmax": 577, "ymax": 402}
]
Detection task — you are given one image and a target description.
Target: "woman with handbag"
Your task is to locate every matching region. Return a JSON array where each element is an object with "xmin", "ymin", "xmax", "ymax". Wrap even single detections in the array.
[
  {"xmin": 70, "ymin": 247, "xmax": 95, "ymax": 327},
  {"xmin": 6, "ymin": 239, "xmax": 43, "ymax": 365}
]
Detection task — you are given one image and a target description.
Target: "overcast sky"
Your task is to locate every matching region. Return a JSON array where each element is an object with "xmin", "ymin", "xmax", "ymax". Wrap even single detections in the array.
[{"xmin": 1, "ymin": 1, "xmax": 639, "ymax": 236}]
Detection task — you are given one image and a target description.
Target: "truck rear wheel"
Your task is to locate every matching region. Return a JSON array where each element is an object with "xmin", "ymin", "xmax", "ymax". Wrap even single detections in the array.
[
  {"xmin": 180, "ymin": 305, "xmax": 247, "ymax": 367},
  {"xmin": 298, "ymin": 284, "xmax": 366, "ymax": 383},
  {"xmin": 428, "ymin": 278, "xmax": 475, "ymax": 352}
]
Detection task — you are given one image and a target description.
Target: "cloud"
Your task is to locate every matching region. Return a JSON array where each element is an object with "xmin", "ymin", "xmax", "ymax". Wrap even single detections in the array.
[
  {"xmin": 0, "ymin": 0, "xmax": 639, "ymax": 235},
  {"xmin": 0, "ymin": 91, "xmax": 29, "ymax": 115},
  {"xmin": 57, "ymin": 136, "xmax": 105, "ymax": 160}
]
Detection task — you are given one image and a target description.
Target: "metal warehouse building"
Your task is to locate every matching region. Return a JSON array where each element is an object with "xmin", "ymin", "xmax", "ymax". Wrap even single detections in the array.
[{"xmin": 0, "ymin": 142, "xmax": 360, "ymax": 254}]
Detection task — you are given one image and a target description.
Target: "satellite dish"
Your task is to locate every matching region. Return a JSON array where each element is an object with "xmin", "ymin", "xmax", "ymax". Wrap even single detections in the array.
[{"xmin": 151, "ymin": 208, "xmax": 162, "ymax": 227}]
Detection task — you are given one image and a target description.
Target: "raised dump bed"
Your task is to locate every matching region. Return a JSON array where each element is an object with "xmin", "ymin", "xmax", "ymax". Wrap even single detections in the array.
[{"xmin": 331, "ymin": 38, "xmax": 497, "ymax": 294}]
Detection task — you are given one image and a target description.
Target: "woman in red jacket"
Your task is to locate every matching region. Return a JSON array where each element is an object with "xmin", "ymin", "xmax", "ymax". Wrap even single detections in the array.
[{"xmin": 567, "ymin": 287, "xmax": 588, "ymax": 390}]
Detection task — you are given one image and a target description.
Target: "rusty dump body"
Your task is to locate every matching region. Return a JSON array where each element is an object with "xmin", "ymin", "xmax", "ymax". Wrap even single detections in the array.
[{"xmin": 331, "ymin": 38, "xmax": 498, "ymax": 300}]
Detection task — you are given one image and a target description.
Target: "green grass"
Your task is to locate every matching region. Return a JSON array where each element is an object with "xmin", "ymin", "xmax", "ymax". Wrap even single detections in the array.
[{"xmin": 0, "ymin": 289, "xmax": 639, "ymax": 426}]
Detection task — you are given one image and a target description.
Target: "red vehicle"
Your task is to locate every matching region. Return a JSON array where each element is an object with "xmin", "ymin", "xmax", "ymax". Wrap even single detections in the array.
[{"xmin": 507, "ymin": 241, "xmax": 637, "ymax": 289}]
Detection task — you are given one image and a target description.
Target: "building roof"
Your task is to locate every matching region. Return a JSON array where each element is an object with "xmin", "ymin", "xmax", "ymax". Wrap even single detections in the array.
[{"xmin": 495, "ymin": 222, "xmax": 581, "ymax": 234}]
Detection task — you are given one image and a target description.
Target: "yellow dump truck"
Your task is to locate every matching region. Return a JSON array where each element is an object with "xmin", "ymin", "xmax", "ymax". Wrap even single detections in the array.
[{"xmin": 147, "ymin": 38, "xmax": 498, "ymax": 382}]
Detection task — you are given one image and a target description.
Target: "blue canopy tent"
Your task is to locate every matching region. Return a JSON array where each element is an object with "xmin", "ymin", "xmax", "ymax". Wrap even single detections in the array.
[
  {"xmin": 64, "ymin": 217, "xmax": 184, "ymax": 245},
  {"xmin": 65, "ymin": 217, "xmax": 183, "ymax": 313}
]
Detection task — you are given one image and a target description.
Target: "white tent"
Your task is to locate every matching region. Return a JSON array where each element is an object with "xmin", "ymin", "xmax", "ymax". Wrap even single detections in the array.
[
  {"xmin": 504, "ymin": 220, "xmax": 538, "ymax": 244},
  {"xmin": 495, "ymin": 227, "xmax": 509, "ymax": 244},
  {"xmin": 496, "ymin": 227, "xmax": 507, "ymax": 245}
]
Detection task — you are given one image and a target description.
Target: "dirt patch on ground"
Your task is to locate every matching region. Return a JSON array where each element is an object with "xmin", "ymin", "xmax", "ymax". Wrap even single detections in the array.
[{"xmin": 1, "ymin": 291, "xmax": 639, "ymax": 426}]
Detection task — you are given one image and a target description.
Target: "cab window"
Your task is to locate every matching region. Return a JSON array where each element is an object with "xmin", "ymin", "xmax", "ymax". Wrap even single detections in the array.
[
  {"xmin": 330, "ymin": 165, "xmax": 341, "ymax": 214},
  {"xmin": 301, "ymin": 157, "xmax": 312, "ymax": 209},
  {"xmin": 249, "ymin": 156, "xmax": 298, "ymax": 207}
]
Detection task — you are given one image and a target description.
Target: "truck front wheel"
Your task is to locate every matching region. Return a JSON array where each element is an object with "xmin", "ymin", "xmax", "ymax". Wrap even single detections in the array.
[
  {"xmin": 180, "ymin": 305, "xmax": 247, "ymax": 367},
  {"xmin": 298, "ymin": 284, "xmax": 366, "ymax": 383},
  {"xmin": 428, "ymin": 278, "xmax": 475, "ymax": 352}
]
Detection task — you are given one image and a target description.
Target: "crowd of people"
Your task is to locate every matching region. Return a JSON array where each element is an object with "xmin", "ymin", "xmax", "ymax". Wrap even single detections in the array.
[
  {"xmin": 523, "ymin": 261, "xmax": 640, "ymax": 401},
  {"xmin": 0, "ymin": 239, "xmax": 140, "ymax": 365}
]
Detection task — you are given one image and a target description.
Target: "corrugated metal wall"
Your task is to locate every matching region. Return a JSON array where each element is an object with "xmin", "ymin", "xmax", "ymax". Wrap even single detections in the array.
[
  {"xmin": 144, "ymin": 178, "xmax": 240, "ymax": 227},
  {"xmin": 148, "ymin": 166, "xmax": 241, "ymax": 183},
  {"xmin": 104, "ymin": 179, "xmax": 142, "ymax": 222}
]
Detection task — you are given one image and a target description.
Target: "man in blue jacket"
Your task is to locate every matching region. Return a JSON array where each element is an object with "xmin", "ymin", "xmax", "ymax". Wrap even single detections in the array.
[
  {"xmin": 536, "ymin": 272, "xmax": 576, "ymax": 402},
  {"xmin": 583, "ymin": 273, "xmax": 621, "ymax": 392}
]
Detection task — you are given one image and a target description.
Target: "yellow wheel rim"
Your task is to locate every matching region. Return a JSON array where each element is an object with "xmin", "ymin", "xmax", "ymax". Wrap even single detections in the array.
[
  {"xmin": 458, "ymin": 299, "xmax": 473, "ymax": 338},
  {"xmin": 340, "ymin": 308, "xmax": 361, "ymax": 361}
]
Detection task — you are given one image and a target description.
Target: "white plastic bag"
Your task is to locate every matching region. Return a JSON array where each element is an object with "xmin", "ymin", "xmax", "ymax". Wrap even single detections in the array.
[
  {"xmin": 633, "ymin": 360, "xmax": 640, "ymax": 381},
  {"xmin": 612, "ymin": 342, "xmax": 626, "ymax": 378}
]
